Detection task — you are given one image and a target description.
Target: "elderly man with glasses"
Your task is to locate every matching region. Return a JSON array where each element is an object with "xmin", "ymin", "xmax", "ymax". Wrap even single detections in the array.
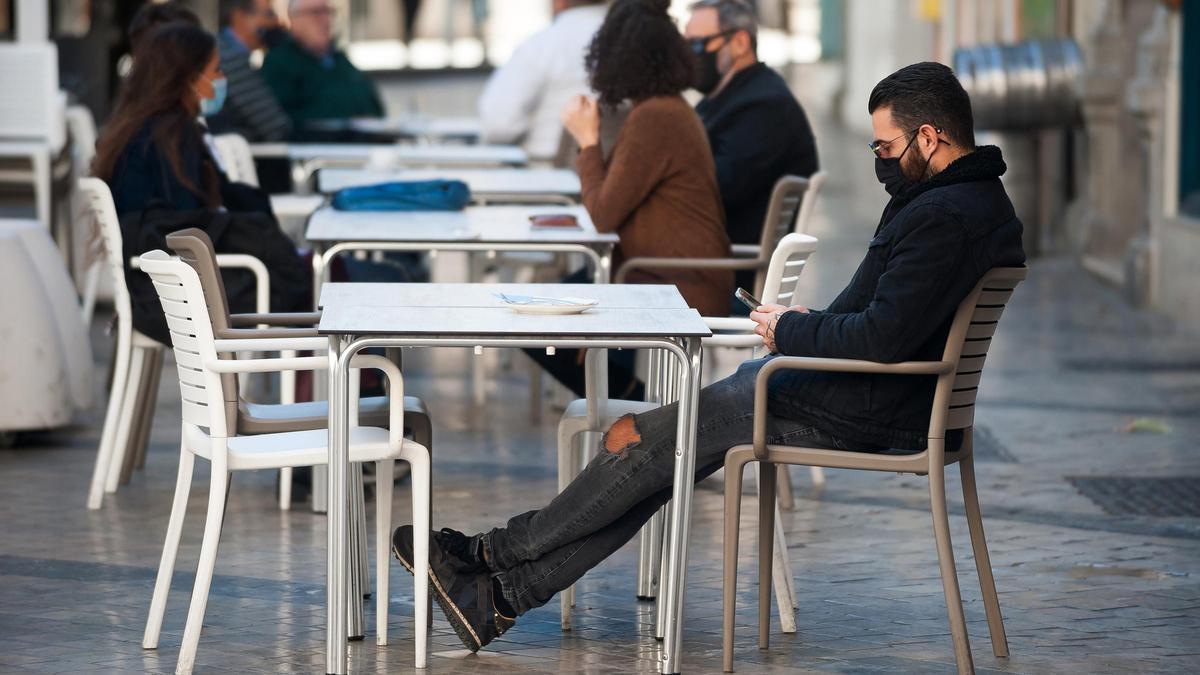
[
  {"xmin": 683, "ymin": 0, "xmax": 819, "ymax": 301},
  {"xmin": 260, "ymin": 0, "xmax": 385, "ymax": 136}
]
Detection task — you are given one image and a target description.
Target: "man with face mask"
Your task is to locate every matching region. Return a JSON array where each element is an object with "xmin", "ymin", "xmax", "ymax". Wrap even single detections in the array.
[
  {"xmin": 684, "ymin": 0, "xmax": 818, "ymax": 296},
  {"xmin": 387, "ymin": 62, "xmax": 1025, "ymax": 651},
  {"xmin": 208, "ymin": 0, "xmax": 293, "ymax": 143}
]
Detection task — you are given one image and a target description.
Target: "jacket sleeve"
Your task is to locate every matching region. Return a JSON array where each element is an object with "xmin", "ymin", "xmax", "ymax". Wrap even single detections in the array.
[
  {"xmin": 477, "ymin": 39, "xmax": 546, "ymax": 145},
  {"xmin": 575, "ymin": 108, "xmax": 671, "ymax": 234},
  {"xmin": 772, "ymin": 204, "xmax": 967, "ymax": 362}
]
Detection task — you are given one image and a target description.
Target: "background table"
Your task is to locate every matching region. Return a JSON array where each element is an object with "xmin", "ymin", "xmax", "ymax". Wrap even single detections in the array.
[
  {"xmin": 318, "ymin": 282, "xmax": 707, "ymax": 675},
  {"xmin": 305, "ymin": 115, "xmax": 483, "ymax": 143},
  {"xmin": 249, "ymin": 143, "xmax": 528, "ymax": 190},
  {"xmin": 317, "ymin": 167, "xmax": 581, "ymax": 203}
]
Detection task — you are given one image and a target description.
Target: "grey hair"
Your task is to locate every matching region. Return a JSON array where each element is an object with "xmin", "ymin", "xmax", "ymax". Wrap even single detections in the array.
[{"xmin": 690, "ymin": 0, "xmax": 757, "ymax": 51}]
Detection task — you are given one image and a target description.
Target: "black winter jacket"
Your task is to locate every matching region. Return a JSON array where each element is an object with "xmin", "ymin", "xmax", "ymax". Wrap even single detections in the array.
[
  {"xmin": 120, "ymin": 182, "xmax": 310, "ymax": 345},
  {"xmin": 768, "ymin": 146, "xmax": 1026, "ymax": 450}
]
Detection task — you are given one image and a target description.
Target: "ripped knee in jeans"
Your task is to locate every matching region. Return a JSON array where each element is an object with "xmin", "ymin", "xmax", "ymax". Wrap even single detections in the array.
[{"xmin": 602, "ymin": 414, "xmax": 641, "ymax": 457}]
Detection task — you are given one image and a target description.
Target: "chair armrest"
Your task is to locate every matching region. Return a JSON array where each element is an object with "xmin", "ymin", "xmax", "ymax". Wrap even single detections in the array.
[
  {"xmin": 750, "ymin": 356, "xmax": 954, "ymax": 460},
  {"xmin": 229, "ymin": 311, "xmax": 322, "ymax": 327},
  {"xmin": 615, "ymin": 256, "xmax": 764, "ymax": 283},
  {"xmin": 730, "ymin": 244, "xmax": 760, "ymax": 257},
  {"xmin": 705, "ymin": 317, "xmax": 756, "ymax": 332},
  {"xmin": 213, "ymin": 254, "xmax": 270, "ymax": 315},
  {"xmin": 213, "ymin": 336, "xmax": 329, "ymax": 353},
  {"xmin": 215, "ymin": 326, "xmax": 321, "ymax": 340}
]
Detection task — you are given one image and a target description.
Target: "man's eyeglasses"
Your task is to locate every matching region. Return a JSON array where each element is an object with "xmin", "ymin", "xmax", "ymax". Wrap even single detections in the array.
[
  {"xmin": 687, "ymin": 29, "xmax": 737, "ymax": 55},
  {"xmin": 868, "ymin": 130, "xmax": 916, "ymax": 158}
]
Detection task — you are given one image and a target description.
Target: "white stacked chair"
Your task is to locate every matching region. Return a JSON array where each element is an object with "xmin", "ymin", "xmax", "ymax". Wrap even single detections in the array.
[{"xmin": 136, "ymin": 249, "xmax": 432, "ymax": 672}]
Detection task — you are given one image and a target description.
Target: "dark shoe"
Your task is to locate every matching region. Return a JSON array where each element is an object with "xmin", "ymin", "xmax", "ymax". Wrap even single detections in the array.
[
  {"xmin": 391, "ymin": 526, "xmax": 515, "ymax": 652},
  {"xmin": 392, "ymin": 525, "xmax": 487, "ymax": 574}
]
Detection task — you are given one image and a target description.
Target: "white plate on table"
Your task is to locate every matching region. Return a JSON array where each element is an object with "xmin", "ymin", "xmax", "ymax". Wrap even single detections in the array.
[{"xmin": 496, "ymin": 293, "xmax": 599, "ymax": 315}]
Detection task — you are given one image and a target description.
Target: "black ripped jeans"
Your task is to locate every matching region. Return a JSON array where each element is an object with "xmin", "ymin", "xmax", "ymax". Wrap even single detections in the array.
[{"xmin": 481, "ymin": 357, "xmax": 864, "ymax": 615}]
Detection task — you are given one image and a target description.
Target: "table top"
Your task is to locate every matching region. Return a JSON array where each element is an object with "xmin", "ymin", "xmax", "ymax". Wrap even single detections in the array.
[
  {"xmin": 318, "ymin": 283, "xmax": 708, "ymax": 338},
  {"xmin": 305, "ymin": 205, "xmax": 616, "ymax": 245},
  {"xmin": 249, "ymin": 143, "xmax": 527, "ymax": 167},
  {"xmin": 317, "ymin": 167, "xmax": 581, "ymax": 197}
]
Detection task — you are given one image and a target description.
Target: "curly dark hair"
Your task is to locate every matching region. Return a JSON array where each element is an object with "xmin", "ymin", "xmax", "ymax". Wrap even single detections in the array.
[{"xmin": 585, "ymin": 0, "xmax": 696, "ymax": 108}]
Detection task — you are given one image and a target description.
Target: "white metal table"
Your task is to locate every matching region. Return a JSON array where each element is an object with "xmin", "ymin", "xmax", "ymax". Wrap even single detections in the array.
[
  {"xmin": 319, "ymin": 282, "xmax": 709, "ymax": 675},
  {"xmin": 316, "ymin": 167, "xmax": 581, "ymax": 204},
  {"xmin": 249, "ymin": 143, "xmax": 528, "ymax": 191}
]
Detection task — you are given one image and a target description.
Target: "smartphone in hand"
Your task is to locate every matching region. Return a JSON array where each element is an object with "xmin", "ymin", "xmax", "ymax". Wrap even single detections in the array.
[{"xmin": 734, "ymin": 287, "xmax": 763, "ymax": 312}]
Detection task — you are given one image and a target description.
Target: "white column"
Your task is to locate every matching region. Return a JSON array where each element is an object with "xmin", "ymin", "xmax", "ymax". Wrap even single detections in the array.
[{"xmin": 15, "ymin": 0, "xmax": 49, "ymax": 43}]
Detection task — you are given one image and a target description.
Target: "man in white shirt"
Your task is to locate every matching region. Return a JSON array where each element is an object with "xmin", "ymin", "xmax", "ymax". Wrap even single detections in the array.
[{"xmin": 477, "ymin": 0, "xmax": 607, "ymax": 160}]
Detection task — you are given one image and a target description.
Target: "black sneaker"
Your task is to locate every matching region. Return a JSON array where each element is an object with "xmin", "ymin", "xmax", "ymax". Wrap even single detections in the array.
[
  {"xmin": 392, "ymin": 526, "xmax": 487, "ymax": 574},
  {"xmin": 391, "ymin": 526, "xmax": 515, "ymax": 652}
]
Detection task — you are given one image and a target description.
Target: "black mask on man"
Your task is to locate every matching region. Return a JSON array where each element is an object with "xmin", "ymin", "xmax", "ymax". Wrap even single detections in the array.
[
  {"xmin": 694, "ymin": 48, "xmax": 723, "ymax": 95},
  {"xmin": 258, "ymin": 26, "xmax": 288, "ymax": 49},
  {"xmin": 874, "ymin": 132, "xmax": 920, "ymax": 196}
]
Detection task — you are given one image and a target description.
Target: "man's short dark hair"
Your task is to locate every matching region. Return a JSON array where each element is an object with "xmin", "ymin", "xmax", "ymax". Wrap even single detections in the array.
[
  {"xmin": 128, "ymin": 2, "xmax": 201, "ymax": 53},
  {"xmin": 690, "ymin": 0, "xmax": 757, "ymax": 52},
  {"xmin": 868, "ymin": 62, "xmax": 976, "ymax": 149},
  {"xmin": 220, "ymin": 0, "xmax": 257, "ymax": 28}
]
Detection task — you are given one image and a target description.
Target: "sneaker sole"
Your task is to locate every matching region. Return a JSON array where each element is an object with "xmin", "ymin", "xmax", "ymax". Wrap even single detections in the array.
[{"xmin": 393, "ymin": 541, "xmax": 483, "ymax": 652}]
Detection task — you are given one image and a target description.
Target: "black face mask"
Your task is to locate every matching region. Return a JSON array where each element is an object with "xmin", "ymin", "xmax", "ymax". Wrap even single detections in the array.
[
  {"xmin": 874, "ymin": 132, "xmax": 920, "ymax": 196},
  {"xmin": 694, "ymin": 48, "xmax": 722, "ymax": 95},
  {"xmin": 258, "ymin": 26, "xmax": 288, "ymax": 49}
]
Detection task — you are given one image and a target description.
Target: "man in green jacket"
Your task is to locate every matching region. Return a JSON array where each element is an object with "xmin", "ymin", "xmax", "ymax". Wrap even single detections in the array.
[{"xmin": 261, "ymin": 0, "xmax": 384, "ymax": 135}]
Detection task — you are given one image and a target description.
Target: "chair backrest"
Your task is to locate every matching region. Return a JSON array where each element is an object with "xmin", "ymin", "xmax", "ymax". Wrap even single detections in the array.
[
  {"xmin": 65, "ymin": 105, "xmax": 97, "ymax": 177},
  {"xmin": 212, "ymin": 133, "xmax": 260, "ymax": 187},
  {"xmin": 792, "ymin": 170, "xmax": 827, "ymax": 235},
  {"xmin": 759, "ymin": 233, "xmax": 819, "ymax": 307},
  {"xmin": 935, "ymin": 267, "xmax": 1027, "ymax": 434},
  {"xmin": 138, "ymin": 249, "xmax": 230, "ymax": 438},
  {"xmin": 753, "ymin": 175, "xmax": 810, "ymax": 295},
  {"xmin": 76, "ymin": 178, "xmax": 132, "ymax": 327},
  {"xmin": 0, "ymin": 43, "xmax": 65, "ymax": 150},
  {"xmin": 165, "ymin": 228, "xmax": 242, "ymax": 432}
]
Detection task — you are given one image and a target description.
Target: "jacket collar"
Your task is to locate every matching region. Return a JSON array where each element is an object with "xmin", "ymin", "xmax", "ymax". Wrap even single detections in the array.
[{"xmin": 880, "ymin": 145, "xmax": 1007, "ymax": 226}]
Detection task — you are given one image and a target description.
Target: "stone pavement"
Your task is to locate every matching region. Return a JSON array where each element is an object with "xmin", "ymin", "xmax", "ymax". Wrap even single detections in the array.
[{"xmin": 3, "ymin": 103, "xmax": 1200, "ymax": 674}]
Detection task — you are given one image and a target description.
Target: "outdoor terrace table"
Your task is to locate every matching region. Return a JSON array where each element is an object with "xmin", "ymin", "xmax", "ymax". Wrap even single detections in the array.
[
  {"xmin": 249, "ymin": 143, "xmax": 528, "ymax": 192},
  {"xmin": 319, "ymin": 282, "xmax": 709, "ymax": 675},
  {"xmin": 317, "ymin": 167, "xmax": 582, "ymax": 204}
]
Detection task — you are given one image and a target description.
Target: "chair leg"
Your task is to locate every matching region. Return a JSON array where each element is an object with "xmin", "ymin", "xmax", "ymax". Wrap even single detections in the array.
[
  {"xmin": 117, "ymin": 356, "xmax": 154, "ymax": 486},
  {"xmin": 930, "ymin": 463, "xmax": 974, "ymax": 675},
  {"xmin": 105, "ymin": 346, "xmax": 146, "ymax": 493},
  {"xmin": 88, "ymin": 331, "xmax": 132, "ymax": 509},
  {"xmin": 809, "ymin": 466, "xmax": 826, "ymax": 487},
  {"xmin": 756, "ymin": 466, "xmax": 796, "ymax": 633},
  {"xmin": 374, "ymin": 460, "xmax": 394, "ymax": 646},
  {"xmin": 409, "ymin": 452, "xmax": 431, "ymax": 669},
  {"xmin": 757, "ymin": 462, "xmax": 777, "ymax": 650},
  {"xmin": 557, "ymin": 426, "xmax": 577, "ymax": 630},
  {"xmin": 132, "ymin": 348, "xmax": 164, "ymax": 472},
  {"xmin": 960, "ymin": 452, "xmax": 1009, "ymax": 657},
  {"xmin": 776, "ymin": 466, "xmax": 795, "ymax": 511},
  {"xmin": 176, "ymin": 465, "xmax": 229, "ymax": 674},
  {"xmin": 142, "ymin": 448, "xmax": 195, "ymax": 649},
  {"xmin": 722, "ymin": 453, "xmax": 749, "ymax": 673}
]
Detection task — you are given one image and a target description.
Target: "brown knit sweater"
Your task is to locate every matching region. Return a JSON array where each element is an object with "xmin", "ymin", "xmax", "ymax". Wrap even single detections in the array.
[{"xmin": 576, "ymin": 95, "xmax": 733, "ymax": 317}]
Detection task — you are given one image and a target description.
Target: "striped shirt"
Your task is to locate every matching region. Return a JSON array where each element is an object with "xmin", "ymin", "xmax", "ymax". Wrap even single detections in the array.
[{"xmin": 206, "ymin": 29, "xmax": 291, "ymax": 142}]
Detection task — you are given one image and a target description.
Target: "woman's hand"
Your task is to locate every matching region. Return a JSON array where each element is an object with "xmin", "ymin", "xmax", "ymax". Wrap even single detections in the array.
[
  {"xmin": 561, "ymin": 95, "xmax": 601, "ymax": 149},
  {"xmin": 749, "ymin": 304, "xmax": 808, "ymax": 353}
]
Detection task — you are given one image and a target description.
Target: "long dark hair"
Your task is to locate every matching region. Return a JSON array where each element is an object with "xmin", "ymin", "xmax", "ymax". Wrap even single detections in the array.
[
  {"xmin": 584, "ymin": 0, "xmax": 696, "ymax": 108},
  {"xmin": 94, "ymin": 23, "xmax": 219, "ymax": 207}
]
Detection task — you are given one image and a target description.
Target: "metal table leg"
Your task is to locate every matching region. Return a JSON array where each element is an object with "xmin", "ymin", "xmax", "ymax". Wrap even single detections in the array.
[
  {"xmin": 326, "ymin": 335, "xmax": 351, "ymax": 674},
  {"xmin": 659, "ymin": 337, "xmax": 702, "ymax": 674}
]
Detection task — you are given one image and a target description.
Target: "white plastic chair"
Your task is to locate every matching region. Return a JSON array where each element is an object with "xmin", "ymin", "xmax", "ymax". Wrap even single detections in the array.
[
  {"xmin": 0, "ymin": 43, "xmax": 66, "ymax": 230},
  {"xmin": 555, "ymin": 232, "xmax": 820, "ymax": 632},
  {"xmin": 136, "ymin": 249, "xmax": 431, "ymax": 672},
  {"xmin": 78, "ymin": 178, "xmax": 271, "ymax": 509}
]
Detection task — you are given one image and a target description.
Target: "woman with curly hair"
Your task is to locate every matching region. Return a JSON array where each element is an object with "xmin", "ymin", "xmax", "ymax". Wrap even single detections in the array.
[{"xmin": 528, "ymin": 0, "xmax": 734, "ymax": 402}]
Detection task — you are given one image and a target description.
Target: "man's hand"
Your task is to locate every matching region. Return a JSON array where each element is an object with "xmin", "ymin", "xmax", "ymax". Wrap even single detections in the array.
[
  {"xmin": 749, "ymin": 304, "xmax": 808, "ymax": 353},
  {"xmin": 561, "ymin": 95, "xmax": 600, "ymax": 149}
]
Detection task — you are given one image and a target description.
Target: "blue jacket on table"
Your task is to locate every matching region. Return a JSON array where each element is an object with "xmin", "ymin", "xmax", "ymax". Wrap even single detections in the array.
[{"xmin": 766, "ymin": 146, "xmax": 1026, "ymax": 450}]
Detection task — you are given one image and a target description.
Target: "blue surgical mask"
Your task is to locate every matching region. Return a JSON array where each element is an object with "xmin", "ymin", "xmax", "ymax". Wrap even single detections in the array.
[{"xmin": 199, "ymin": 76, "xmax": 227, "ymax": 117}]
